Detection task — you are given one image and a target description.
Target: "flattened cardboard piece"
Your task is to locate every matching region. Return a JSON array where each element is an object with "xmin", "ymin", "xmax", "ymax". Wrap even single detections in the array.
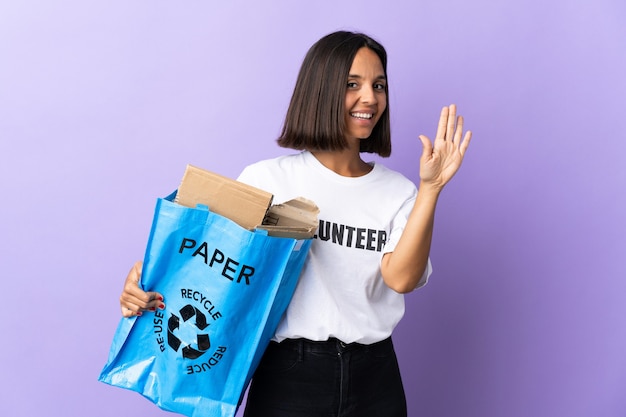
[
  {"xmin": 175, "ymin": 164, "xmax": 273, "ymax": 230},
  {"xmin": 175, "ymin": 165, "xmax": 319, "ymax": 238},
  {"xmin": 259, "ymin": 197, "xmax": 319, "ymax": 239}
]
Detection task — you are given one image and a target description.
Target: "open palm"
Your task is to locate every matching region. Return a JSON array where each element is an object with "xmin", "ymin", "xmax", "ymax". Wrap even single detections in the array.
[{"xmin": 419, "ymin": 104, "xmax": 472, "ymax": 189}]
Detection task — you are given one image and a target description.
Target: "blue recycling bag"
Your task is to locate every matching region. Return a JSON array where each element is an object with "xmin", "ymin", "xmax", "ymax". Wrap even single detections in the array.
[{"xmin": 99, "ymin": 193, "xmax": 312, "ymax": 417}]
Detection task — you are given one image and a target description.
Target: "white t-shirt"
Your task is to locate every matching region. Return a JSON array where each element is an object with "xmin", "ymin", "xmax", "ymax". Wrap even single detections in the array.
[{"xmin": 237, "ymin": 151, "xmax": 432, "ymax": 344}]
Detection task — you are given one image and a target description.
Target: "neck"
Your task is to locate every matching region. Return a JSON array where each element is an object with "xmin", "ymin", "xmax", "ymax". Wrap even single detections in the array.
[{"xmin": 311, "ymin": 148, "xmax": 373, "ymax": 177}]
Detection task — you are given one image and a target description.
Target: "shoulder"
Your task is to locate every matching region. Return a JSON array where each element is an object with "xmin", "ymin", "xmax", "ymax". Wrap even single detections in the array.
[
  {"xmin": 242, "ymin": 152, "xmax": 305, "ymax": 172},
  {"xmin": 237, "ymin": 152, "xmax": 306, "ymax": 189},
  {"xmin": 371, "ymin": 162, "xmax": 417, "ymax": 195}
]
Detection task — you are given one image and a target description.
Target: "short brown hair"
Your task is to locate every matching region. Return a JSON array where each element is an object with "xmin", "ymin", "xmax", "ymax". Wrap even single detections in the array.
[{"xmin": 277, "ymin": 31, "xmax": 391, "ymax": 157}]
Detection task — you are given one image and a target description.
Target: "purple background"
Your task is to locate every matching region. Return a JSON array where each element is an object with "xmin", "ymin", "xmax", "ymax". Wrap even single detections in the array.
[{"xmin": 1, "ymin": 0, "xmax": 624, "ymax": 416}]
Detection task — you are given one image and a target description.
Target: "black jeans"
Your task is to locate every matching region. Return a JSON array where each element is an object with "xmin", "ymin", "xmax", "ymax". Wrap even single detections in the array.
[{"xmin": 243, "ymin": 337, "xmax": 407, "ymax": 417}]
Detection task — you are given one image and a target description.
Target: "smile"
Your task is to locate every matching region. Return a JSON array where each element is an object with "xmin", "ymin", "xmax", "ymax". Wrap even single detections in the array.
[{"xmin": 350, "ymin": 112, "xmax": 373, "ymax": 120}]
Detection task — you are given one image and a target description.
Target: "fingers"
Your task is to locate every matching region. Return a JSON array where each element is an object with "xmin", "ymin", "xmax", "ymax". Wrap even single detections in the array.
[
  {"xmin": 460, "ymin": 130, "xmax": 472, "ymax": 156},
  {"xmin": 120, "ymin": 261, "xmax": 165, "ymax": 317},
  {"xmin": 446, "ymin": 104, "xmax": 457, "ymax": 141},
  {"xmin": 450, "ymin": 109, "xmax": 472, "ymax": 155},
  {"xmin": 453, "ymin": 115, "xmax": 464, "ymax": 143},
  {"xmin": 439, "ymin": 104, "xmax": 470, "ymax": 148},
  {"xmin": 436, "ymin": 104, "xmax": 463, "ymax": 145},
  {"xmin": 418, "ymin": 134, "xmax": 434, "ymax": 156},
  {"xmin": 133, "ymin": 261, "xmax": 142, "ymax": 279},
  {"xmin": 435, "ymin": 106, "xmax": 449, "ymax": 142},
  {"xmin": 120, "ymin": 289, "xmax": 165, "ymax": 317}
]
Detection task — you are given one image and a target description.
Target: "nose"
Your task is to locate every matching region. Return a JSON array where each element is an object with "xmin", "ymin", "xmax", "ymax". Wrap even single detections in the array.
[{"xmin": 360, "ymin": 85, "xmax": 378, "ymax": 105}]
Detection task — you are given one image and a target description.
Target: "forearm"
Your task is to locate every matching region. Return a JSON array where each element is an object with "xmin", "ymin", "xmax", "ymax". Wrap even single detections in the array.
[{"xmin": 381, "ymin": 182, "xmax": 441, "ymax": 293}]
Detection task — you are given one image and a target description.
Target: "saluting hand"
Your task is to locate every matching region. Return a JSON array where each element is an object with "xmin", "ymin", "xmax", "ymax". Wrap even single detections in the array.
[{"xmin": 418, "ymin": 104, "xmax": 472, "ymax": 190}]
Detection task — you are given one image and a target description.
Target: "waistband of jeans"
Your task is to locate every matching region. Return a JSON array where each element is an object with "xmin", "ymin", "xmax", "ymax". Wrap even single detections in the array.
[{"xmin": 275, "ymin": 336, "xmax": 392, "ymax": 354}]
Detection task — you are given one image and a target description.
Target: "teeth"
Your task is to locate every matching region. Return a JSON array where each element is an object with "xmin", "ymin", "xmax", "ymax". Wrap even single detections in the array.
[{"xmin": 351, "ymin": 112, "xmax": 373, "ymax": 119}]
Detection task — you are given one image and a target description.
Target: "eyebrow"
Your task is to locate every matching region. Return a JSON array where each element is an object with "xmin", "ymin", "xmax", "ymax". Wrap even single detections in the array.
[{"xmin": 348, "ymin": 74, "xmax": 387, "ymax": 80}]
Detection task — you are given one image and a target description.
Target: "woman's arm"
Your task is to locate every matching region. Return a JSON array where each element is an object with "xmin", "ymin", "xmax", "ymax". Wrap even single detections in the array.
[{"xmin": 381, "ymin": 104, "xmax": 472, "ymax": 293}]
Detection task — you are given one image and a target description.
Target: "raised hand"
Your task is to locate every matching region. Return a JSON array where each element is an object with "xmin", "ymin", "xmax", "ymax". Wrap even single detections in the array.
[{"xmin": 418, "ymin": 104, "xmax": 472, "ymax": 190}]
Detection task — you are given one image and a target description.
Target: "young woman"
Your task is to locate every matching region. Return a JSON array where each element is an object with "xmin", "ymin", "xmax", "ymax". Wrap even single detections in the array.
[{"xmin": 119, "ymin": 31, "xmax": 471, "ymax": 417}]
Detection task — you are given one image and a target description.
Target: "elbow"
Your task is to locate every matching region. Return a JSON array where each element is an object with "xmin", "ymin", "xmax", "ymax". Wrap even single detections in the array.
[
  {"xmin": 382, "ymin": 269, "xmax": 425, "ymax": 294},
  {"xmin": 380, "ymin": 254, "xmax": 428, "ymax": 294},
  {"xmin": 382, "ymin": 268, "xmax": 426, "ymax": 294},
  {"xmin": 386, "ymin": 280, "xmax": 416, "ymax": 294}
]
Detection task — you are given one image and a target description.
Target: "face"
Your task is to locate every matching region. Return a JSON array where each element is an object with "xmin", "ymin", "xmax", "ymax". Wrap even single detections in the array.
[{"xmin": 344, "ymin": 47, "xmax": 387, "ymax": 143}]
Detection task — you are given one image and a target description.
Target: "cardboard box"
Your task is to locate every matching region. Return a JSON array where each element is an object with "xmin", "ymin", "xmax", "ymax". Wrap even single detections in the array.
[{"xmin": 175, "ymin": 164, "xmax": 318, "ymax": 239}]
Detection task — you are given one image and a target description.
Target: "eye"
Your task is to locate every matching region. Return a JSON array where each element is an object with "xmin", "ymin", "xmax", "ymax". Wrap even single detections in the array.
[
  {"xmin": 374, "ymin": 82, "xmax": 386, "ymax": 90},
  {"xmin": 347, "ymin": 81, "xmax": 358, "ymax": 88}
]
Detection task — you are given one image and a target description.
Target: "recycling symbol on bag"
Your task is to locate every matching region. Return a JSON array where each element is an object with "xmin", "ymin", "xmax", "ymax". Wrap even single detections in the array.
[{"xmin": 167, "ymin": 304, "xmax": 211, "ymax": 359}]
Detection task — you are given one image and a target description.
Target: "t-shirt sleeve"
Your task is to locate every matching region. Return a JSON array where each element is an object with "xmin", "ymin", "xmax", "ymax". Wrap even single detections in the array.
[{"xmin": 236, "ymin": 165, "xmax": 258, "ymax": 187}]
